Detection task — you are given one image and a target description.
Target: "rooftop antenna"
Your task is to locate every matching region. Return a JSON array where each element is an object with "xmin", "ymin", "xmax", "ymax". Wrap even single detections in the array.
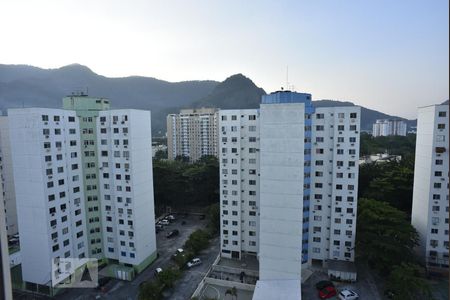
[{"xmin": 286, "ymin": 65, "xmax": 289, "ymax": 91}]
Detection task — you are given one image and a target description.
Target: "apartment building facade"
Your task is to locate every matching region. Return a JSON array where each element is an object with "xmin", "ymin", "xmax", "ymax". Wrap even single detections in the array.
[
  {"xmin": 309, "ymin": 107, "xmax": 360, "ymax": 265},
  {"xmin": 0, "ymin": 117, "xmax": 18, "ymax": 236},
  {"xmin": 411, "ymin": 104, "xmax": 449, "ymax": 273},
  {"xmin": 219, "ymin": 91, "xmax": 360, "ymax": 280},
  {"xmin": 7, "ymin": 96, "xmax": 157, "ymax": 290},
  {"xmin": 372, "ymin": 119, "xmax": 407, "ymax": 137},
  {"xmin": 9, "ymin": 108, "xmax": 89, "ymax": 288},
  {"xmin": 167, "ymin": 108, "xmax": 218, "ymax": 162},
  {"xmin": 219, "ymin": 109, "xmax": 260, "ymax": 260}
]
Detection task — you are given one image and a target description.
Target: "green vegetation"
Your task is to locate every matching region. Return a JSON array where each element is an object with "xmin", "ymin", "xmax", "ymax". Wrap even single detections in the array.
[
  {"xmin": 357, "ymin": 198, "xmax": 419, "ymax": 273},
  {"xmin": 357, "ymin": 199, "xmax": 432, "ymax": 299},
  {"xmin": 138, "ymin": 268, "xmax": 181, "ymax": 300},
  {"xmin": 358, "ymin": 157, "xmax": 414, "ymax": 214},
  {"xmin": 360, "ymin": 132, "xmax": 416, "ymax": 158},
  {"xmin": 152, "ymin": 156, "xmax": 219, "ymax": 215},
  {"xmin": 185, "ymin": 229, "xmax": 210, "ymax": 254},
  {"xmin": 154, "ymin": 149, "xmax": 167, "ymax": 160},
  {"xmin": 386, "ymin": 263, "xmax": 433, "ymax": 300},
  {"xmin": 139, "ymin": 280, "xmax": 164, "ymax": 300}
]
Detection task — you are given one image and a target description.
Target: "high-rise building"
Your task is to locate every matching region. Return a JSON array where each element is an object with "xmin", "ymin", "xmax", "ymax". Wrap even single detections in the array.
[
  {"xmin": 167, "ymin": 108, "xmax": 218, "ymax": 162},
  {"xmin": 411, "ymin": 104, "xmax": 449, "ymax": 273},
  {"xmin": 219, "ymin": 109, "xmax": 260, "ymax": 260},
  {"xmin": 9, "ymin": 108, "xmax": 88, "ymax": 288},
  {"xmin": 0, "ymin": 117, "xmax": 18, "ymax": 236},
  {"xmin": 219, "ymin": 91, "xmax": 360, "ymax": 280},
  {"xmin": 372, "ymin": 119, "xmax": 407, "ymax": 137},
  {"xmin": 0, "ymin": 181, "xmax": 13, "ymax": 300},
  {"xmin": 8, "ymin": 96, "xmax": 157, "ymax": 292}
]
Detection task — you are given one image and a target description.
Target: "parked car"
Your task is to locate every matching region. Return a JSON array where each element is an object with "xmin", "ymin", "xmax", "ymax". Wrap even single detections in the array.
[
  {"xmin": 319, "ymin": 286, "xmax": 337, "ymax": 299},
  {"xmin": 172, "ymin": 248, "xmax": 184, "ymax": 257},
  {"xmin": 159, "ymin": 219, "xmax": 170, "ymax": 225},
  {"xmin": 315, "ymin": 280, "xmax": 334, "ymax": 290},
  {"xmin": 154, "ymin": 267, "xmax": 163, "ymax": 275},
  {"xmin": 338, "ymin": 289, "xmax": 359, "ymax": 300},
  {"xmin": 167, "ymin": 214, "xmax": 176, "ymax": 221},
  {"xmin": 166, "ymin": 229, "xmax": 179, "ymax": 238},
  {"xmin": 187, "ymin": 258, "xmax": 202, "ymax": 268}
]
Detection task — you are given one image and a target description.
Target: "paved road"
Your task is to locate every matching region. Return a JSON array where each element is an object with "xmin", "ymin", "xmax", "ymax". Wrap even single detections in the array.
[
  {"xmin": 163, "ymin": 235, "xmax": 219, "ymax": 300},
  {"xmin": 57, "ymin": 214, "xmax": 209, "ymax": 300}
]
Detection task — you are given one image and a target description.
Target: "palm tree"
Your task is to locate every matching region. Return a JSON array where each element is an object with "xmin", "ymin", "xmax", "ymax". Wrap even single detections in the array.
[{"xmin": 225, "ymin": 287, "xmax": 237, "ymax": 300}]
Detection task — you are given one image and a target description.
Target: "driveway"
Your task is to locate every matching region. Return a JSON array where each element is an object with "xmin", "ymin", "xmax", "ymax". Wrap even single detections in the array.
[{"xmin": 56, "ymin": 214, "xmax": 209, "ymax": 300}]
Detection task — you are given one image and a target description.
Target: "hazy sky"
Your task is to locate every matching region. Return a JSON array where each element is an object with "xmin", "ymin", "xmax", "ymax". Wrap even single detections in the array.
[{"xmin": 0, "ymin": 0, "xmax": 448, "ymax": 119}]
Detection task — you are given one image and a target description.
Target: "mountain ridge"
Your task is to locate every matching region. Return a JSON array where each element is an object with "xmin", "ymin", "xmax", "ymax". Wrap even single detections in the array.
[{"xmin": 0, "ymin": 63, "xmax": 419, "ymax": 134}]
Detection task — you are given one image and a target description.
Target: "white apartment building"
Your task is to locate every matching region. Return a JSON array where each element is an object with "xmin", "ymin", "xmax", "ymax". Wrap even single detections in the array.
[
  {"xmin": 411, "ymin": 104, "xmax": 449, "ymax": 273},
  {"xmin": 0, "ymin": 117, "xmax": 18, "ymax": 236},
  {"xmin": 167, "ymin": 108, "xmax": 219, "ymax": 162},
  {"xmin": 9, "ymin": 108, "xmax": 89, "ymax": 287},
  {"xmin": 97, "ymin": 110, "xmax": 156, "ymax": 273},
  {"xmin": 219, "ymin": 110, "xmax": 260, "ymax": 260},
  {"xmin": 259, "ymin": 101, "xmax": 307, "ymax": 280},
  {"xmin": 372, "ymin": 119, "xmax": 407, "ymax": 137},
  {"xmin": 7, "ymin": 99, "xmax": 157, "ymax": 291},
  {"xmin": 219, "ymin": 91, "xmax": 361, "ymax": 281},
  {"xmin": 309, "ymin": 107, "xmax": 360, "ymax": 265}
]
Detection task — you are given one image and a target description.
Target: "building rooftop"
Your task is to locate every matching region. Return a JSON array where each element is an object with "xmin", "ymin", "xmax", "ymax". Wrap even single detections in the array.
[{"xmin": 252, "ymin": 279, "xmax": 301, "ymax": 300}]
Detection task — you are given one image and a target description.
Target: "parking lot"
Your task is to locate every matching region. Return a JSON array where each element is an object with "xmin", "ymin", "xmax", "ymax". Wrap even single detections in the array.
[
  {"xmin": 55, "ymin": 213, "xmax": 214, "ymax": 300},
  {"xmin": 302, "ymin": 268, "xmax": 381, "ymax": 300}
]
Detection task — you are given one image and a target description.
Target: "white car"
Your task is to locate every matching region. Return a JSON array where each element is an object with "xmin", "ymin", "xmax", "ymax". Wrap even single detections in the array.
[
  {"xmin": 338, "ymin": 289, "xmax": 359, "ymax": 300},
  {"xmin": 186, "ymin": 258, "xmax": 202, "ymax": 268},
  {"xmin": 154, "ymin": 267, "xmax": 163, "ymax": 275},
  {"xmin": 167, "ymin": 215, "xmax": 176, "ymax": 221},
  {"xmin": 159, "ymin": 219, "xmax": 170, "ymax": 225},
  {"xmin": 173, "ymin": 248, "xmax": 184, "ymax": 257}
]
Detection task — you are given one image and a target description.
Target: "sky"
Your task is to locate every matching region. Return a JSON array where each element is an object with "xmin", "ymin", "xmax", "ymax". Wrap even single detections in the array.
[{"xmin": 0, "ymin": 0, "xmax": 448, "ymax": 119}]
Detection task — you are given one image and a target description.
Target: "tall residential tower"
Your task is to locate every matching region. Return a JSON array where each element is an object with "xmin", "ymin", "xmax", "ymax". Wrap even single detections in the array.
[
  {"xmin": 219, "ymin": 91, "xmax": 360, "ymax": 280},
  {"xmin": 411, "ymin": 104, "xmax": 449, "ymax": 273},
  {"xmin": 167, "ymin": 108, "xmax": 218, "ymax": 162}
]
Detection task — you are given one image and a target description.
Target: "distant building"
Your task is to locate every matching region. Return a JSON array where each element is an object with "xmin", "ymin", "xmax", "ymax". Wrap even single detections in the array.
[
  {"xmin": 167, "ymin": 108, "xmax": 218, "ymax": 162},
  {"xmin": 219, "ymin": 91, "xmax": 360, "ymax": 281},
  {"xmin": 359, "ymin": 153, "xmax": 402, "ymax": 165},
  {"xmin": 372, "ymin": 119, "xmax": 407, "ymax": 137},
  {"xmin": 411, "ymin": 104, "xmax": 449, "ymax": 274},
  {"xmin": 7, "ymin": 95, "xmax": 157, "ymax": 294}
]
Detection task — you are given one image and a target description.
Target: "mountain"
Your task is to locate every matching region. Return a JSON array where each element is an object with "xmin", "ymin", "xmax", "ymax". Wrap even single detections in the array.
[
  {"xmin": 192, "ymin": 73, "xmax": 266, "ymax": 109},
  {"xmin": 0, "ymin": 63, "xmax": 418, "ymax": 134},
  {"xmin": 0, "ymin": 64, "xmax": 218, "ymax": 133}
]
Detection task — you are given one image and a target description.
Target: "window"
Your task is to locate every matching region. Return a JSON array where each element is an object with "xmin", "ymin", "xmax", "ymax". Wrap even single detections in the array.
[
  {"xmin": 436, "ymin": 159, "xmax": 443, "ymax": 165},
  {"xmin": 350, "ymin": 112, "xmax": 357, "ymax": 118},
  {"xmin": 316, "ymin": 113, "xmax": 324, "ymax": 119},
  {"xmin": 249, "ymin": 125, "xmax": 257, "ymax": 132},
  {"xmin": 338, "ymin": 125, "xmax": 344, "ymax": 131},
  {"xmin": 350, "ymin": 125, "xmax": 357, "ymax": 131},
  {"xmin": 54, "ymin": 116, "xmax": 60, "ymax": 122},
  {"xmin": 337, "ymin": 149, "xmax": 344, "ymax": 155},
  {"xmin": 248, "ymin": 115, "xmax": 256, "ymax": 120},
  {"xmin": 42, "ymin": 115, "xmax": 49, "ymax": 121},
  {"xmin": 437, "ymin": 124, "xmax": 445, "ymax": 129},
  {"xmin": 316, "ymin": 125, "xmax": 324, "ymax": 131}
]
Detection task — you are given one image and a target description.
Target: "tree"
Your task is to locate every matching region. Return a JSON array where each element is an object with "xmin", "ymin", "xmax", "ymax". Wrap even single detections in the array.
[
  {"xmin": 157, "ymin": 268, "xmax": 181, "ymax": 288},
  {"xmin": 386, "ymin": 263, "xmax": 432, "ymax": 300},
  {"xmin": 225, "ymin": 287, "xmax": 238, "ymax": 300},
  {"xmin": 206, "ymin": 202, "xmax": 220, "ymax": 235},
  {"xmin": 184, "ymin": 229, "xmax": 210, "ymax": 254},
  {"xmin": 138, "ymin": 281, "xmax": 163, "ymax": 300},
  {"xmin": 359, "ymin": 157, "xmax": 415, "ymax": 215},
  {"xmin": 356, "ymin": 198, "xmax": 419, "ymax": 274},
  {"xmin": 154, "ymin": 149, "xmax": 167, "ymax": 160}
]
